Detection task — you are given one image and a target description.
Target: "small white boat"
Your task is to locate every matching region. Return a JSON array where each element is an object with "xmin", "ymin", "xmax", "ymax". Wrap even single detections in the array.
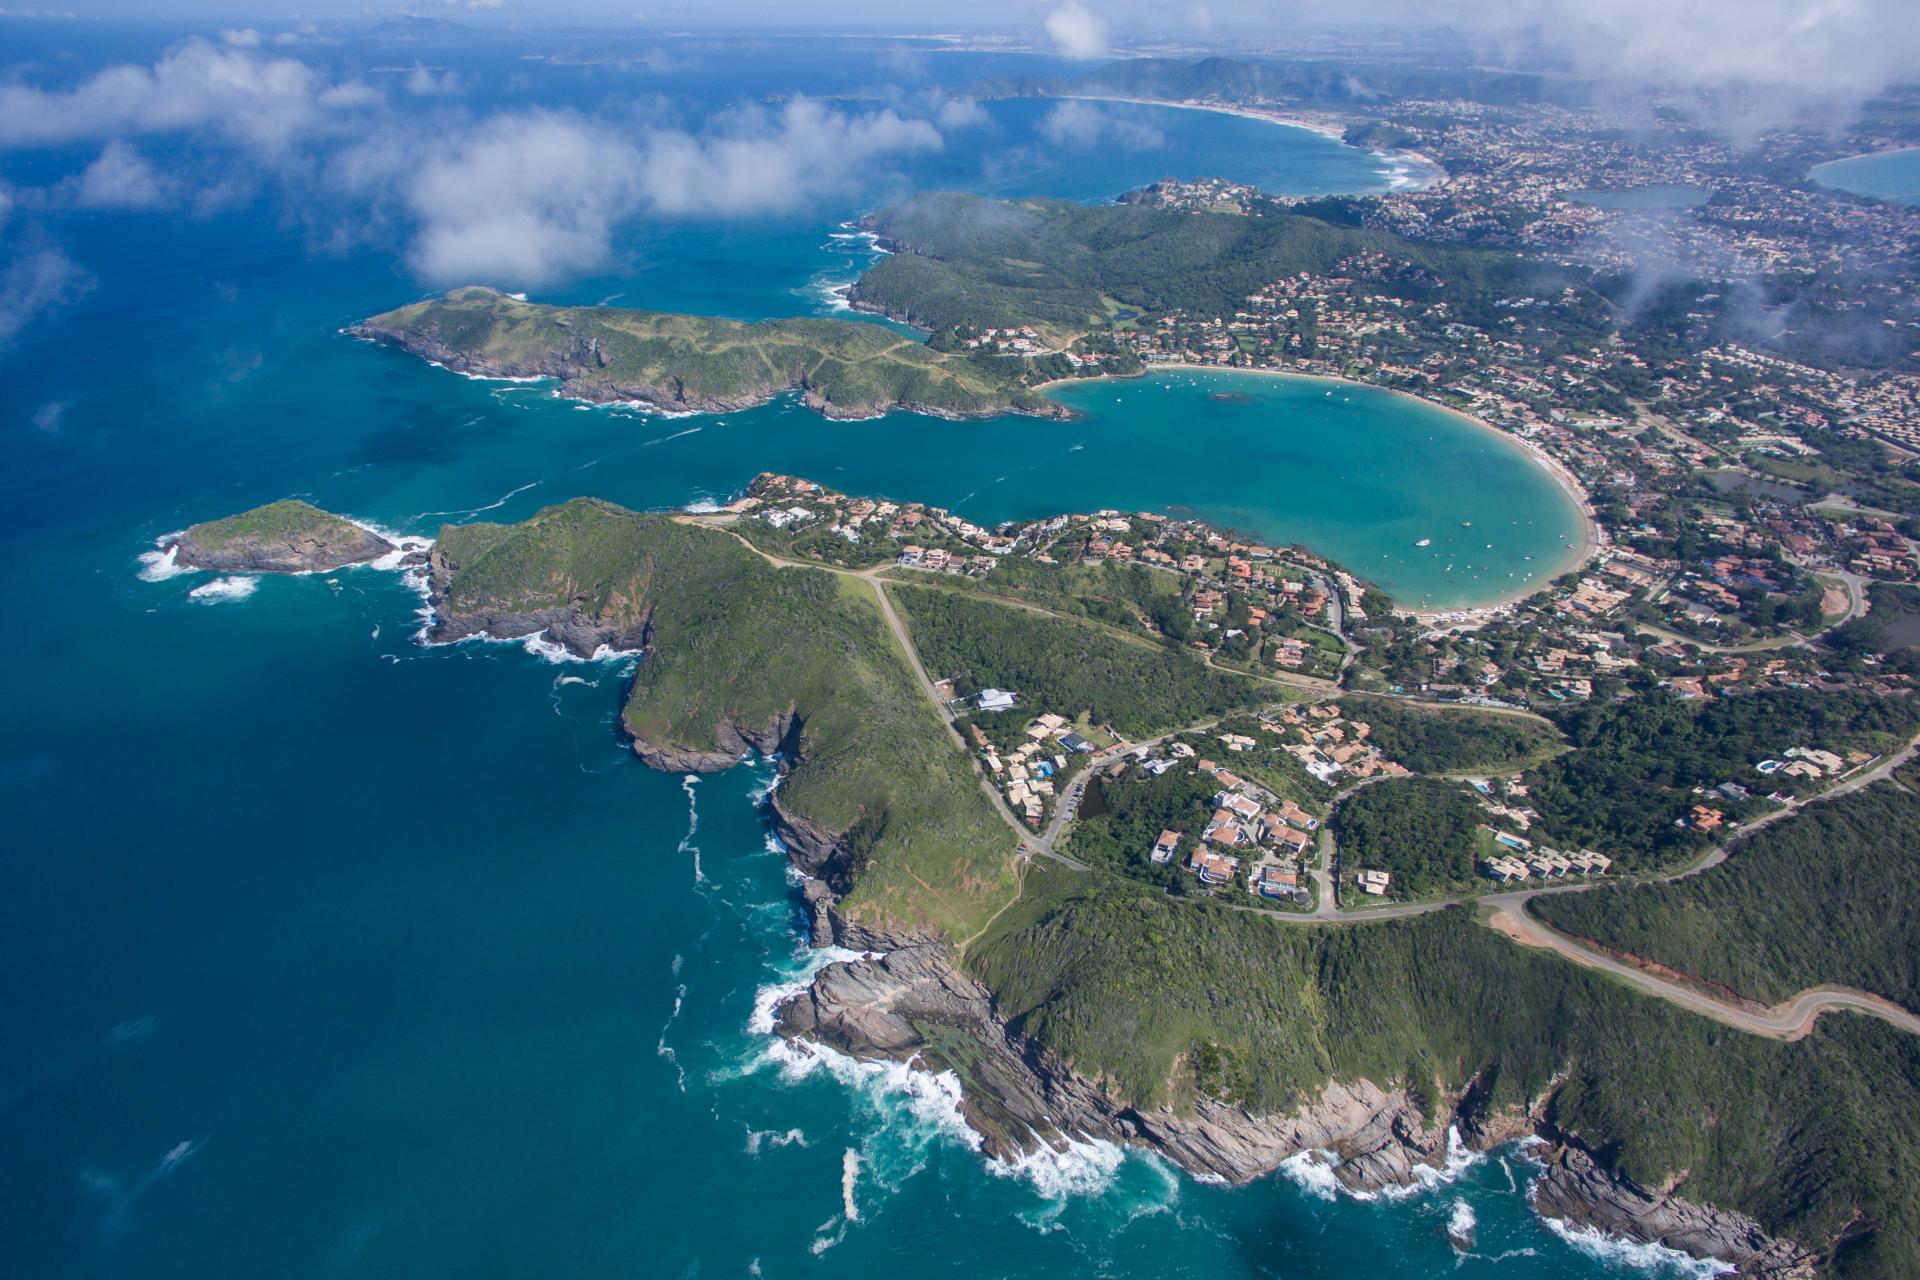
[{"xmin": 1415, "ymin": 538, "xmax": 1432, "ymax": 547}]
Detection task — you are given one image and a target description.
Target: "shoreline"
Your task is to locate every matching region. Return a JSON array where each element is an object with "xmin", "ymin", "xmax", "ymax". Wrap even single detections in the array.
[
  {"xmin": 1051, "ymin": 93, "xmax": 1447, "ymax": 193},
  {"xmin": 1035, "ymin": 362, "xmax": 1601, "ymax": 616}
]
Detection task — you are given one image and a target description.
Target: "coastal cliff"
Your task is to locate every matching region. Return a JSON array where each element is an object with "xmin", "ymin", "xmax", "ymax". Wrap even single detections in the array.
[
  {"xmin": 170, "ymin": 499, "xmax": 395, "ymax": 574},
  {"xmin": 770, "ymin": 935, "xmax": 1819, "ymax": 1275},
  {"xmin": 350, "ymin": 287, "xmax": 1069, "ymax": 421}
]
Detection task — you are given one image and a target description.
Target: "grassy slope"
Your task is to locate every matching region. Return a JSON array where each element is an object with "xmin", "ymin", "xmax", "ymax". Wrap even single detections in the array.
[
  {"xmin": 183, "ymin": 499, "xmax": 367, "ymax": 552},
  {"xmin": 1530, "ymin": 781, "xmax": 1920, "ymax": 1011},
  {"xmin": 361, "ymin": 287, "xmax": 1056, "ymax": 417},
  {"xmin": 972, "ymin": 864, "xmax": 1920, "ymax": 1279},
  {"xmin": 888, "ymin": 582, "xmax": 1271, "ymax": 738},
  {"xmin": 434, "ymin": 500, "xmax": 1016, "ymax": 939},
  {"xmin": 856, "ymin": 192, "xmax": 1562, "ymax": 335}
]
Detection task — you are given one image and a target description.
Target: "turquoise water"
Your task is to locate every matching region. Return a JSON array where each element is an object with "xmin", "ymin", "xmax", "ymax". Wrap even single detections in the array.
[
  {"xmin": 1810, "ymin": 147, "xmax": 1920, "ymax": 205},
  {"xmin": 2, "ymin": 27, "xmax": 1667, "ymax": 1280}
]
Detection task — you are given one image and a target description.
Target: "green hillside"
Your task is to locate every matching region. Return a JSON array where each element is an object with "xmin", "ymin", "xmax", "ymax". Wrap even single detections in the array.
[
  {"xmin": 973, "ymin": 865, "xmax": 1920, "ymax": 1278},
  {"xmin": 852, "ymin": 192, "xmax": 1570, "ymax": 336},
  {"xmin": 356, "ymin": 287, "xmax": 1064, "ymax": 420},
  {"xmin": 434, "ymin": 500, "xmax": 1017, "ymax": 940}
]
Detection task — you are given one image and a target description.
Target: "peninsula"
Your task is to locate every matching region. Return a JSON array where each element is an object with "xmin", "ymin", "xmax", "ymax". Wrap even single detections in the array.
[
  {"xmin": 351, "ymin": 287, "xmax": 1069, "ymax": 421},
  {"xmin": 171, "ymin": 485, "xmax": 1920, "ymax": 1279}
]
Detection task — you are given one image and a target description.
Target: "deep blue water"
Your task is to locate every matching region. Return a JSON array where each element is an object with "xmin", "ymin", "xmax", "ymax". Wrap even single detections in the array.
[{"xmin": 2, "ymin": 24, "xmax": 1693, "ymax": 1280}]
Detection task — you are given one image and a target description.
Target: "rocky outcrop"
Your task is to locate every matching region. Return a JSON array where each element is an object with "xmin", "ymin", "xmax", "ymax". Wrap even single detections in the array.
[
  {"xmin": 773, "ymin": 942, "xmax": 1449, "ymax": 1188},
  {"xmin": 171, "ymin": 519, "xmax": 393, "ymax": 575},
  {"xmin": 773, "ymin": 941, "xmax": 1821, "ymax": 1273},
  {"xmin": 421, "ymin": 544, "xmax": 651, "ymax": 659},
  {"xmin": 1531, "ymin": 1144, "xmax": 1821, "ymax": 1278}
]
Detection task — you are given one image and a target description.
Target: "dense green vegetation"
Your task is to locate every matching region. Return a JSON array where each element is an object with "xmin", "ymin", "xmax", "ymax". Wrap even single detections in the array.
[
  {"xmin": 890, "ymin": 584, "xmax": 1270, "ymax": 738},
  {"xmin": 1340, "ymin": 696, "xmax": 1564, "ymax": 774},
  {"xmin": 890, "ymin": 557, "xmax": 1201, "ymax": 642},
  {"xmin": 1332, "ymin": 777, "xmax": 1485, "ymax": 899},
  {"xmin": 1525, "ymin": 689, "xmax": 1920, "ymax": 867},
  {"xmin": 1063, "ymin": 765, "xmax": 1219, "ymax": 887},
  {"xmin": 1531, "ymin": 782, "xmax": 1920, "ymax": 1010},
  {"xmin": 181, "ymin": 499, "xmax": 367, "ymax": 552},
  {"xmin": 973, "ymin": 865, "xmax": 1920, "ymax": 1278},
  {"xmin": 358, "ymin": 287, "xmax": 1061, "ymax": 419},
  {"xmin": 854, "ymin": 192, "xmax": 1574, "ymax": 337},
  {"xmin": 434, "ymin": 500, "xmax": 1017, "ymax": 939}
]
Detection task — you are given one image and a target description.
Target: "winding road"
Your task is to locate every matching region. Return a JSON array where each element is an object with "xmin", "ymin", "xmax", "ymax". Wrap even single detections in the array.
[{"xmin": 674, "ymin": 511, "xmax": 1920, "ymax": 1040}]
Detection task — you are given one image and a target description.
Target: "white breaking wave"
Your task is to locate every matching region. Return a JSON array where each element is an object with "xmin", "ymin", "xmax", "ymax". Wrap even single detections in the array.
[
  {"xmin": 1447, "ymin": 1196, "xmax": 1477, "ymax": 1244},
  {"xmin": 747, "ymin": 945, "xmax": 868, "ymax": 1037},
  {"xmin": 1278, "ymin": 1149, "xmax": 1346, "ymax": 1202},
  {"xmin": 657, "ymin": 976, "xmax": 688, "ymax": 1094},
  {"xmin": 745, "ymin": 1127, "xmax": 809, "ymax": 1156},
  {"xmin": 424, "ymin": 359, "xmax": 551, "ymax": 384},
  {"xmin": 679, "ymin": 775, "xmax": 704, "ymax": 885},
  {"xmin": 988, "ymin": 1129, "xmax": 1128, "ymax": 1199},
  {"xmin": 1278, "ymin": 1126, "xmax": 1482, "ymax": 1205},
  {"xmin": 510, "ymin": 633, "xmax": 644, "ymax": 666},
  {"xmin": 1540, "ymin": 1215, "xmax": 1736, "ymax": 1277},
  {"xmin": 137, "ymin": 539, "xmax": 187, "ymax": 580},
  {"xmin": 188, "ymin": 576, "xmax": 258, "ymax": 603},
  {"xmin": 840, "ymin": 1147, "xmax": 863, "ymax": 1222},
  {"xmin": 1376, "ymin": 1125, "xmax": 1484, "ymax": 1201}
]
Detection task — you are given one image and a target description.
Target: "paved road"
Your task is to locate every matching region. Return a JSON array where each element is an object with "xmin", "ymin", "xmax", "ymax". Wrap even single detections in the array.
[
  {"xmin": 1482, "ymin": 734, "xmax": 1920, "ymax": 1038},
  {"xmin": 677, "ymin": 512, "xmax": 1920, "ymax": 1037},
  {"xmin": 1487, "ymin": 904, "xmax": 1920, "ymax": 1040}
]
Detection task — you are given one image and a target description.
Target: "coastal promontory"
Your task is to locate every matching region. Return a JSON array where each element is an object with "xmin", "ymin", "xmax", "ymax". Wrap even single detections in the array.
[
  {"xmin": 351, "ymin": 287, "xmax": 1068, "ymax": 421},
  {"xmin": 168, "ymin": 499, "xmax": 395, "ymax": 574}
]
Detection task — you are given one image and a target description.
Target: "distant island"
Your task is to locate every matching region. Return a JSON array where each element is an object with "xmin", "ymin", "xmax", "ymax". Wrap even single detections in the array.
[{"xmin": 351, "ymin": 287, "xmax": 1070, "ymax": 421}]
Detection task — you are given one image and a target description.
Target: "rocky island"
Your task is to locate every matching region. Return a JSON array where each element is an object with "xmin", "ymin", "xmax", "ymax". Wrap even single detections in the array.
[
  {"xmin": 350, "ymin": 287, "xmax": 1070, "ymax": 421},
  {"xmin": 167, "ymin": 499, "xmax": 395, "ymax": 574}
]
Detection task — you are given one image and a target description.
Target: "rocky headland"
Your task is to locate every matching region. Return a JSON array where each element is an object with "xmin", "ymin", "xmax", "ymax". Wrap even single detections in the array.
[
  {"xmin": 768, "ymin": 922, "xmax": 1819, "ymax": 1277},
  {"xmin": 350, "ymin": 287, "xmax": 1069, "ymax": 421}
]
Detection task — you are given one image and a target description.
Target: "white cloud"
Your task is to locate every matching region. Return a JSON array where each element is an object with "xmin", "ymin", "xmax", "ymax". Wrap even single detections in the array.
[
  {"xmin": 1039, "ymin": 100, "xmax": 1164, "ymax": 149},
  {"xmin": 219, "ymin": 28, "xmax": 261, "ymax": 48},
  {"xmin": 329, "ymin": 97, "xmax": 945, "ymax": 288},
  {"xmin": 398, "ymin": 113, "xmax": 644, "ymax": 285},
  {"xmin": 73, "ymin": 141, "xmax": 172, "ymax": 210},
  {"xmin": 0, "ymin": 242, "xmax": 87, "ymax": 347},
  {"xmin": 0, "ymin": 37, "xmax": 380, "ymax": 153},
  {"xmin": 936, "ymin": 97, "xmax": 991, "ymax": 130},
  {"xmin": 404, "ymin": 65, "xmax": 463, "ymax": 97},
  {"xmin": 1045, "ymin": 1, "xmax": 1111, "ymax": 59},
  {"xmin": 634, "ymin": 98, "xmax": 942, "ymax": 218}
]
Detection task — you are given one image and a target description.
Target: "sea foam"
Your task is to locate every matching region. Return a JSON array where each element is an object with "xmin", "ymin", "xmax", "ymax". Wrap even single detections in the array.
[{"xmin": 188, "ymin": 576, "xmax": 258, "ymax": 603}]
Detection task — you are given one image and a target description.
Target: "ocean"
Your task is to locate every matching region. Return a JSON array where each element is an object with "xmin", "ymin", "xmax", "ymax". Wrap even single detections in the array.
[
  {"xmin": 1810, "ymin": 146, "xmax": 1920, "ymax": 206},
  {"xmin": 1, "ymin": 25, "xmax": 1681, "ymax": 1280}
]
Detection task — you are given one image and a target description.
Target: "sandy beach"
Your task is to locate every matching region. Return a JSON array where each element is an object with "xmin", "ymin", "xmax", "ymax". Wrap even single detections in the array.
[
  {"xmin": 1036, "ymin": 361, "xmax": 1601, "ymax": 617},
  {"xmin": 1054, "ymin": 94, "xmax": 1448, "ymax": 192}
]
